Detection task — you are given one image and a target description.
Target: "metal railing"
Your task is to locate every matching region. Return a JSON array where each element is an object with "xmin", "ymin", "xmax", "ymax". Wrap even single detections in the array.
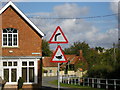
[{"xmin": 60, "ymin": 75, "xmax": 120, "ymax": 90}]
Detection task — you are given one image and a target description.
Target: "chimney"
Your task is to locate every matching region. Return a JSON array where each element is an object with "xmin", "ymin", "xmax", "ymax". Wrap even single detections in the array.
[{"xmin": 79, "ymin": 50, "xmax": 83, "ymax": 57}]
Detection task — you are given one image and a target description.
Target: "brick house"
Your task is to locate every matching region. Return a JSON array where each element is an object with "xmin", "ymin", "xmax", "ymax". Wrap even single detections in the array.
[
  {"xmin": 0, "ymin": 1, "xmax": 44, "ymax": 87},
  {"xmin": 60, "ymin": 50, "xmax": 88, "ymax": 76},
  {"xmin": 42, "ymin": 57, "xmax": 58, "ymax": 76},
  {"xmin": 42, "ymin": 50, "xmax": 88, "ymax": 77}
]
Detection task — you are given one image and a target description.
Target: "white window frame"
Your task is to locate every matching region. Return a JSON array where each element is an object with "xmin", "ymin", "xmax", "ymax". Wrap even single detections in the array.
[
  {"xmin": 2, "ymin": 60, "xmax": 18, "ymax": 84},
  {"xmin": 2, "ymin": 28, "xmax": 18, "ymax": 47},
  {"xmin": 22, "ymin": 60, "xmax": 36, "ymax": 83}
]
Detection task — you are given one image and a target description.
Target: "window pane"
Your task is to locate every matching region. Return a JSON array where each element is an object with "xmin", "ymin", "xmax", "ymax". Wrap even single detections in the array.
[
  {"xmin": 8, "ymin": 62, "xmax": 12, "ymax": 66},
  {"xmin": 49, "ymin": 70, "xmax": 52, "ymax": 73},
  {"xmin": 13, "ymin": 29, "xmax": 17, "ymax": 33},
  {"xmin": 3, "ymin": 34, "xmax": 7, "ymax": 45},
  {"xmin": 4, "ymin": 69, "xmax": 9, "ymax": 82},
  {"xmin": 22, "ymin": 62, "xmax": 27, "ymax": 66},
  {"xmin": 11, "ymin": 69, "xmax": 17, "ymax": 82},
  {"xmin": 8, "ymin": 34, "xmax": 12, "ymax": 46},
  {"xmin": 3, "ymin": 29, "xmax": 7, "ymax": 33},
  {"xmin": 29, "ymin": 67, "xmax": 34, "ymax": 82},
  {"xmin": 13, "ymin": 62, "xmax": 17, "ymax": 66},
  {"xmin": 29, "ymin": 62, "xmax": 34, "ymax": 66},
  {"xmin": 3, "ymin": 62, "xmax": 7, "ymax": 66},
  {"xmin": 13, "ymin": 34, "xmax": 17, "ymax": 45},
  {"xmin": 2, "ymin": 28, "xmax": 18, "ymax": 47},
  {"xmin": 22, "ymin": 68, "xmax": 27, "ymax": 82}
]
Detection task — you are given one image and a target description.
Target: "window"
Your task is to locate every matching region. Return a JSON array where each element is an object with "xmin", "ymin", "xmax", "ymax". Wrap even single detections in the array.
[
  {"xmin": 8, "ymin": 62, "xmax": 12, "ymax": 66},
  {"xmin": 2, "ymin": 28, "xmax": 18, "ymax": 47},
  {"xmin": 3, "ymin": 62, "xmax": 7, "ymax": 66},
  {"xmin": 11, "ymin": 69, "xmax": 17, "ymax": 82},
  {"xmin": 13, "ymin": 62, "xmax": 17, "ymax": 66},
  {"xmin": 3, "ymin": 61, "xmax": 17, "ymax": 67},
  {"xmin": 22, "ymin": 68, "xmax": 27, "ymax": 82},
  {"xmin": 22, "ymin": 61, "xmax": 35, "ymax": 83},
  {"xmin": 29, "ymin": 67, "xmax": 34, "ymax": 82},
  {"xmin": 49, "ymin": 70, "xmax": 52, "ymax": 73},
  {"xmin": 22, "ymin": 62, "xmax": 27, "ymax": 66},
  {"xmin": 29, "ymin": 62, "xmax": 34, "ymax": 66},
  {"xmin": 4, "ymin": 69, "xmax": 9, "ymax": 82}
]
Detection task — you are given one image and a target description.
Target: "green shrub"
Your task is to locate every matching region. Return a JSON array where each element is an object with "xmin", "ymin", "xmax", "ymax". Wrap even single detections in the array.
[
  {"xmin": 17, "ymin": 77, "xmax": 24, "ymax": 89},
  {"xmin": 87, "ymin": 65, "xmax": 113, "ymax": 78}
]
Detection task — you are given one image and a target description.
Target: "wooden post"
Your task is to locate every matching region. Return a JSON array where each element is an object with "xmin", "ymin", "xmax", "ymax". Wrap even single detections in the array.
[
  {"xmin": 114, "ymin": 80, "xmax": 116, "ymax": 90},
  {"xmin": 92, "ymin": 78, "xmax": 94, "ymax": 88},
  {"xmin": 106, "ymin": 79, "xmax": 108, "ymax": 89},
  {"xmin": 88, "ymin": 78, "xmax": 89, "ymax": 86}
]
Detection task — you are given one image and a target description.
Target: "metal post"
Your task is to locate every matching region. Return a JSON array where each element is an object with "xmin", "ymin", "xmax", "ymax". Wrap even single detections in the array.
[{"xmin": 58, "ymin": 63, "xmax": 60, "ymax": 90}]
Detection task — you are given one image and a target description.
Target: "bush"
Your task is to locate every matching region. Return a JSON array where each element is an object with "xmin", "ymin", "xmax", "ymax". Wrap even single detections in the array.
[
  {"xmin": 87, "ymin": 65, "xmax": 113, "ymax": 78},
  {"xmin": 17, "ymin": 77, "xmax": 24, "ymax": 89}
]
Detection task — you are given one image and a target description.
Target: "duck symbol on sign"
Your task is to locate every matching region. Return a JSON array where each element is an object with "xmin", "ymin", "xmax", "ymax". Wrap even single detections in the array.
[{"xmin": 55, "ymin": 55, "xmax": 62, "ymax": 59}]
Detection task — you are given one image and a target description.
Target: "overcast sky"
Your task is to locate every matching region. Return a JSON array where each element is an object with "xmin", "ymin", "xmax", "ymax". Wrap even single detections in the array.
[{"xmin": 1, "ymin": 0, "xmax": 119, "ymax": 49}]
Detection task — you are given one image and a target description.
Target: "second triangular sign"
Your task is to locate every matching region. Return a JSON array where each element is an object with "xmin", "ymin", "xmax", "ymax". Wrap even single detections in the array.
[
  {"xmin": 49, "ymin": 26, "xmax": 68, "ymax": 44},
  {"xmin": 50, "ymin": 45, "xmax": 67, "ymax": 63}
]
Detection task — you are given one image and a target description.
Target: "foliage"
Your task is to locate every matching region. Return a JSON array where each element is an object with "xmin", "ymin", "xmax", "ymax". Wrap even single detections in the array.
[
  {"xmin": 64, "ymin": 41, "xmax": 90, "ymax": 56},
  {"xmin": 64, "ymin": 41, "xmax": 120, "ymax": 79},
  {"xmin": 87, "ymin": 65, "xmax": 113, "ymax": 78},
  {"xmin": 42, "ymin": 39, "xmax": 52, "ymax": 56},
  {"xmin": 74, "ymin": 60, "xmax": 88, "ymax": 72},
  {"xmin": 18, "ymin": 77, "xmax": 24, "ymax": 89},
  {"xmin": 42, "ymin": 69, "xmax": 48, "ymax": 73},
  {"xmin": 95, "ymin": 47, "xmax": 104, "ymax": 52}
]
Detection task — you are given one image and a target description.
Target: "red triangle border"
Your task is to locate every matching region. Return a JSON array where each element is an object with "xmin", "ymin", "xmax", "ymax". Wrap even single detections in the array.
[
  {"xmin": 49, "ymin": 26, "xmax": 68, "ymax": 44},
  {"xmin": 50, "ymin": 45, "xmax": 68, "ymax": 63}
]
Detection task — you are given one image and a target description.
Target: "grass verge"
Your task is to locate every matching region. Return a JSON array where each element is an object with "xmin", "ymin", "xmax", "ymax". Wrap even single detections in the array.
[{"xmin": 49, "ymin": 80, "xmax": 105, "ymax": 90}]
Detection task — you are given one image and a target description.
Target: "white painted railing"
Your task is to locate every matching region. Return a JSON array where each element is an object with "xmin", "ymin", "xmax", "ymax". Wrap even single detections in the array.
[{"xmin": 60, "ymin": 75, "xmax": 120, "ymax": 90}]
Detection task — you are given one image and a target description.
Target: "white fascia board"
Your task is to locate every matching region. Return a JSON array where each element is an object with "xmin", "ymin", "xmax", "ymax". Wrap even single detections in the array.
[{"xmin": 0, "ymin": 1, "xmax": 45, "ymax": 37}]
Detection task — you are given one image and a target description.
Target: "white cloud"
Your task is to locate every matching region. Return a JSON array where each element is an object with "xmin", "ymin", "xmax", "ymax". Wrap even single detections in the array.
[
  {"xmin": 53, "ymin": 3, "xmax": 89, "ymax": 18},
  {"xmin": 110, "ymin": 0, "xmax": 119, "ymax": 13},
  {"xmin": 28, "ymin": 3, "xmax": 118, "ymax": 49}
]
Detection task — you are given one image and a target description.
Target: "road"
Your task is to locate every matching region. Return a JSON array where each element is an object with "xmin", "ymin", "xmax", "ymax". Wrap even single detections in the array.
[{"xmin": 42, "ymin": 76, "xmax": 80, "ymax": 90}]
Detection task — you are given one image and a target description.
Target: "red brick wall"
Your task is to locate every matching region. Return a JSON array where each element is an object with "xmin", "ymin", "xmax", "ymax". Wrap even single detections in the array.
[{"xmin": 1, "ymin": 7, "xmax": 42, "ymax": 56}]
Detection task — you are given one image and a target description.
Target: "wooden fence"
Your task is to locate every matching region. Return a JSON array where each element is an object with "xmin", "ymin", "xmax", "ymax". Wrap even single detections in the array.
[{"xmin": 60, "ymin": 75, "xmax": 120, "ymax": 90}]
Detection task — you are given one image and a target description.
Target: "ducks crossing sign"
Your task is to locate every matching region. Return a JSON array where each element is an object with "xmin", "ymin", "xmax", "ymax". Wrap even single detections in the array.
[{"xmin": 50, "ymin": 45, "xmax": 67, "ymax": 62}]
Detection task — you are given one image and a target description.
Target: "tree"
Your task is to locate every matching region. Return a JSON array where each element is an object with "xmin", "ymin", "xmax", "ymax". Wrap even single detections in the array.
[
  {"xmin": 64, "ymin": 41, "xmax": 90, "ymax": 56},
  {"xmin": 64, "ymin": 41, "xmax": 101, "ymax": 69},
  {"xmin": 95, "ymin": 46, "xmax": 104, "ymax": 52},
  {"xmin": 42, "ymin": 39, "xmax": 52, "ymax": 56}
]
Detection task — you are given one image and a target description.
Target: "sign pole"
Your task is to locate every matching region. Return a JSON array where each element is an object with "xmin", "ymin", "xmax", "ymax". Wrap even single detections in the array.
[
  {"xmin": 49, "ymin": 26, "xmax": 68, "ymax": 90},
  {"xmin": 58, "ymin": 62, "xmax": 60, "ymax": 90}
]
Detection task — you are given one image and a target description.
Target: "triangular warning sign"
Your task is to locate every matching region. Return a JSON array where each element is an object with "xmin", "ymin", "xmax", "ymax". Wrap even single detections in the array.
[
  {"xmin": 49, "ymin": 26, "xmax": 68, "ymax": 44},
  {"xmin": 50, "ymin": 45, "xmax": 67, "ymax": 63}
]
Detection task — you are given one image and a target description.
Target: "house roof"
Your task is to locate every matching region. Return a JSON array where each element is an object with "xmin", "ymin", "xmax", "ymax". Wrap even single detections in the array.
[
  {"xmin": 42, "ymin": 57, "xmax": 58, "ymax": 67},
  {"xmin": 60, "ymin": 55, "xmax": 80, "ymax": 68},
  {"xmin": 0, "ymin": 1, "xmax": 44, "ymax": 37},
  {"xmin": 65, "ymin": 55, "xmax": 80, "ymax": 64}
]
